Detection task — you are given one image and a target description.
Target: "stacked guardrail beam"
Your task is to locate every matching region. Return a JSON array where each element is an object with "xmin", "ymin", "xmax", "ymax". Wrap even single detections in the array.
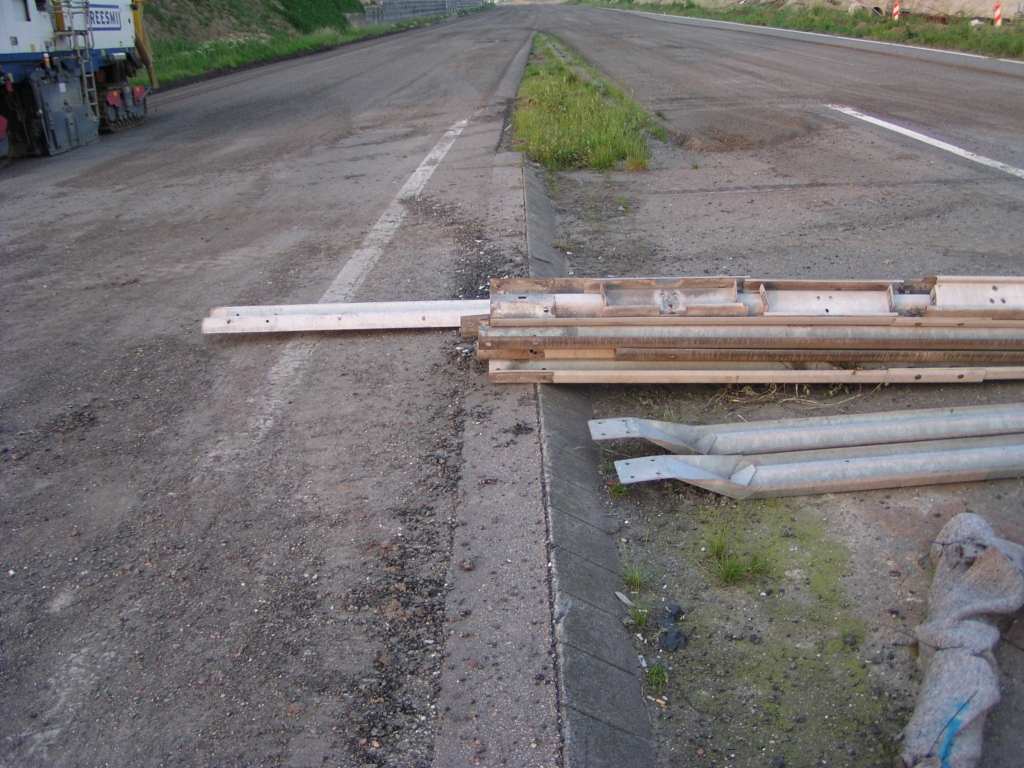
[
  {"xmin": 588, "ymin": 403, "xmax": 1024, "ymax": 498},
  {"xmin": 475, "ymin": 276, "xmax": 1024, "ymax": 384}
]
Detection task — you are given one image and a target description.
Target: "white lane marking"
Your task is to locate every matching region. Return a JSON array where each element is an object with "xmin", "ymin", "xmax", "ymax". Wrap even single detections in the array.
[
  {"xmin": 248, "ymin": 117, "xmax": 469, "ymax": 444},
  {"xmin": 321, "ymin": 118, "xmax": 469, "ymax": 303},
  {"xmin": 828, "ymin": 105, "xmax": 1024, "ymax": 180}
]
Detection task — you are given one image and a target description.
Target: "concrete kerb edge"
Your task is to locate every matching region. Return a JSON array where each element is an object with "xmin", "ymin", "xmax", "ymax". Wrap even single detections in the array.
[
  {"xmin": 525, "ymin": 163, "xmax": 568, "ymax": 280},
  {"xmin": 524, "ymin": 160, "xmax": 655, "ymax": 765}
]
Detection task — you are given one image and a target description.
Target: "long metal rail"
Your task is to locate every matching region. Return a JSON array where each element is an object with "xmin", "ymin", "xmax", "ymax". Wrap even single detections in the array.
[
  {"xmin": 612, "ymin": 434, "xmax": 1024, "ymax": 499},
  {"xmin": 487, "ymin": 358, "xmax": 1024, "ymax": 384},
  {"xmin": 589, "ymin": 402, "xmax": 1024, "ymax": 455},
  {"xmin": 202, "ymin": 299, "xmax": 489, "ymax": 334},
  {"xmin": 477, "ymin": 323, "xmax": 1024, "ymax": 350}
]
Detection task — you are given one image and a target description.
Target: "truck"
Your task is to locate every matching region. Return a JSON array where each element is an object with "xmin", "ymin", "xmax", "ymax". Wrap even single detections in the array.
[{"xmin": 0, "ymin": 0, "xmax": 156, "ymax": 162}]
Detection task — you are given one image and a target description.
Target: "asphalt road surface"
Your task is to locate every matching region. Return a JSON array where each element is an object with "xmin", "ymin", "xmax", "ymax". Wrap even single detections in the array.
[
  {"xmin": 2, "ymin": 5, "xmax": 1023, "ymax": 767},
  {"xmin": 545, "ymin": 5, "xmax": 1024, "ymax": 283}
]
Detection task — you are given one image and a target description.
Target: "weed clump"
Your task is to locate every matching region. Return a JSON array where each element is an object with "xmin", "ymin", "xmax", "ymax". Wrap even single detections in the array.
[
  {"xmin": 645, "ymin": 663, "xmax": 668, "ymax": 694},
  {"xmin": 706, "ymin": 527, "xmax": 769, "ymax": 583},
  {"xmin": 622, "ymin": 557, "xmax": 654, "ymax": 591},
  {"xmin": 629, "ymin": 602, "xmax": 650, "ymax": 629},
  {"xmin": 608, "ymin": 482, "xmax": 630, "ymax": 498},
  {"xmin": 513, "ymin": 35, "xmax": 657, "ymax": 171}
]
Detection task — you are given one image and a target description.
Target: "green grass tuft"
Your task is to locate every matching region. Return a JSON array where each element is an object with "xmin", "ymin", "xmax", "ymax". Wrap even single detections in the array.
[
  {"xmin": 645, "ymin": 663, "xmax": 668, "ymax": 695},
  {"xmin": 748, "ymin": 549, "xmax": 769, "ymax": 576},
  {"xmin": 513, "ymin": 35, "xmax": 659, "ymax": 171},
  {"xmin": 622, "ymin": 557, "xmax": 654, "ymax": 591},
  {"xmin": 706, "ymin": 527, "xmax": 770, "ymax": 584},
  {"xmin": 629, "ymin": 602, "xmax": 650, "ymax": 630},
  {"xmin": 608, "ymin": 482, "xmax": 631, "ymax": 498},
  {"xmin": 708, "ymin": 528, "xmax": 728, "ymax": 561},
  {"xmin": 714, "ymin": 553, "xmax": 749, "ymax": 583}
]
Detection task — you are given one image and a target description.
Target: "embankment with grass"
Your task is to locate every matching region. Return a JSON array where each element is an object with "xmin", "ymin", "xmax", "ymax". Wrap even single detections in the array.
[
  {"xmin": 140, "ymin": 0, "xmax": 488, "ymax": 85},
  {"xmin": 512, "ymin": 35, "xmax": 665, "ymax": 171},
  {"xmin": 143, "ymin": 21, "xmax": 435, "ymax": 84},
  {"xmin": 571, "ymin": 0, "xmax": 1024, "ymax": 60}
]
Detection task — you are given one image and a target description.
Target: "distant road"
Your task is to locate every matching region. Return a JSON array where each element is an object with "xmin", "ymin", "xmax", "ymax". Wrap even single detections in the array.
[{"xmin": 540, "ymin": 4, "xmax": 1024, "ymax": 173}]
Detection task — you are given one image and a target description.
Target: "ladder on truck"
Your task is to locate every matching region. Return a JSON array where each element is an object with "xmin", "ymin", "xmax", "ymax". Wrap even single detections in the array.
[{"xmin": 49, "ymin": 0, "xmax": 100, "ymax": 124}]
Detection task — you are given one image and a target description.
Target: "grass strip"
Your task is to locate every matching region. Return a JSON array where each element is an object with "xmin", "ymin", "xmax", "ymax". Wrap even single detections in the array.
[
  {"xmin": 513, "ymin": 35, "xmax": 663, "ymax": 171},
  {"xmin": 571, "ymin": 0, "xmax": 1024, "ymax": 60},
  {"xmin": 141, "ymin": 7, "xmax": 490, "ymax": 86}
]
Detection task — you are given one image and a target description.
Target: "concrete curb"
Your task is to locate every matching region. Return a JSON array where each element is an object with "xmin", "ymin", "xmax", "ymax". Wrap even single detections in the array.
[
  {"xmin": 524, "ymin": 164, "xmax": 655, "ymax": 767},
  {"xmin": 525, "ymin": 164, "xmax": 568, "ymax": 279}
]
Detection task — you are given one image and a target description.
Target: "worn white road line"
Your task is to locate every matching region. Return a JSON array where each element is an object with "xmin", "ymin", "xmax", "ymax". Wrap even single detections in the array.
[
  {"xmin": 321, "ymin": 118, "xmax": 470, "ymax": 303},
  {"xmin": 249, "ymin": 117, "xmax": 470, "ymax": 443},
  {"xmin": 828, "ymin": 105, "xmax": 1024, "ymax": 181}
]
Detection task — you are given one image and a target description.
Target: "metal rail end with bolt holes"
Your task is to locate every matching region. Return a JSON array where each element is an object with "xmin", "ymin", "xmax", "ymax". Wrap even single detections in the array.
[
  {"xmin": 588, "ymin": 402, "xmax": 1024, "ymax": 456},
  {"xmin": 612, "ymin": 434, "xmax": 1024, "ymax": 499}
]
